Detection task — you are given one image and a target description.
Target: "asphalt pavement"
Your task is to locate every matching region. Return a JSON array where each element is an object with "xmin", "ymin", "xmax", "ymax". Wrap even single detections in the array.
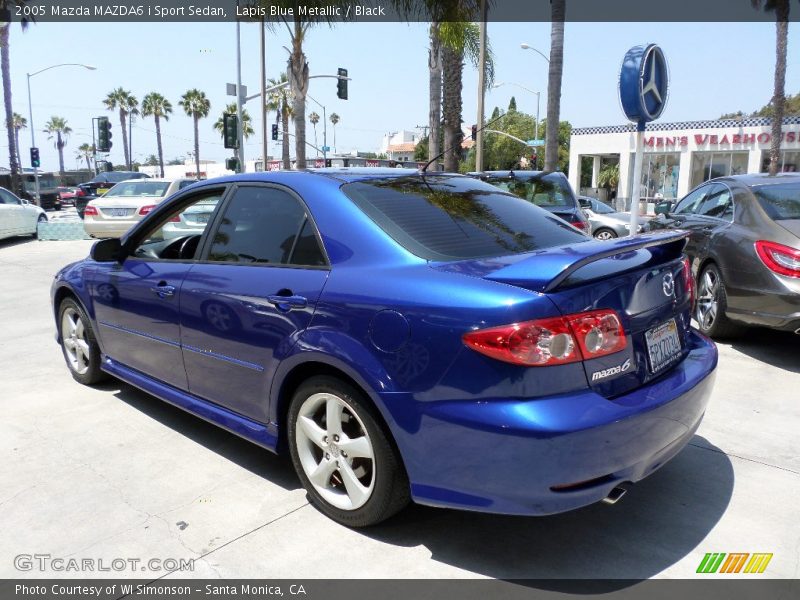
[{"xmin": 1, "ymin": 237, "xmax": 798, "ymax": 581}]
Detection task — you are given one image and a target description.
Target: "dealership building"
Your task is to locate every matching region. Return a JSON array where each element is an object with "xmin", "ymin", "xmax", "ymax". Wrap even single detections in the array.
[{"xmin": 567, "ymin": 116, "xmax": 800, "ymax": 207}]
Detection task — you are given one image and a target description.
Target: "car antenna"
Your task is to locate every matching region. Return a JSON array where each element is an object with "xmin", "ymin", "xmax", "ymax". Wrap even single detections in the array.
[{"xmin": 419, "ymin": 113, "xmax": 507, "ymax": 174}]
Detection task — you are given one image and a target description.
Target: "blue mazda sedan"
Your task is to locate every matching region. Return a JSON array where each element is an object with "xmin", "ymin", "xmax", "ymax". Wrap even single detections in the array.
[{"xmin": 52, "ymin": 169, "xmax": 717, "ymax": 527}]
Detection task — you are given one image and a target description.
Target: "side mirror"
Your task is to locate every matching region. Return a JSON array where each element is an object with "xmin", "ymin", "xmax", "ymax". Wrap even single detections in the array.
[
  {"xmin": 654, "ymin": 201, "xmax": 673, "ymax": 216},
  {"xmin": 90, "ymin": 238, "xmax": 123, "ymax": 262}
]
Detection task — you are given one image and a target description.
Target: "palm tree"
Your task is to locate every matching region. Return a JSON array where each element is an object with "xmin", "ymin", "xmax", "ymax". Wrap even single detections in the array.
[
  {"xmin": 428, "ymin": 21, "xmax": 443, "ymax": 170},
  {"xmin": 76, "ymin": 143, "xmax": 94, "ymax": 171},
  {"xmin": 308, "ymin": 111, "xmax": 320, "ymax": 157},
  {"xmin": 544, "ymin": 0, "xmax": 565, "ymax": 172},
  {"xmin": 103, "ymin": 88, "xmax": 138, "ymax": 170},
  {"xmin": 43, "ymin": 116, "xmax": 72, "ymax": 174},
  {"xmin": 1, "ymin": 4, "xmax": 30, "ymax": 196},
  {"xmin": 141, "ymin": 92, "xmax": 173, "ymax": 177},
  {"xmin": 267, "ymin": 74, "xmax": 292, "ymax": 170},
  {"xmin": 11, "ymin": 111, "xmax": 25, "ymax": 168},
  {"xmin": 440, "ymin": 21, "xmax": 495, "ymax": 171},
  {"xmin": 178, "ymin": 89, "xmax": 210, "ymax": 180},
  {"xmin": 752, "ymin": 0, "xmax": 790, "ymax": 175},
  {"xmin": 329, "ymin": 112, "xmax": 339, "ymax": 153}
]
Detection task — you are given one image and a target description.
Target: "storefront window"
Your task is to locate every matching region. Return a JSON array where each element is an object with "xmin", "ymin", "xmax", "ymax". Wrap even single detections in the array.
[
  {"xmin": 760, "ymin": 150, "xmax": 800, "ymax": 173},
  {"xmin": 639, "ymin": 153, "xmax": 680, "ymax": 200},
  {"xmin": 690, "ymin": 152, "xmax": 748, "ymax": 188}
]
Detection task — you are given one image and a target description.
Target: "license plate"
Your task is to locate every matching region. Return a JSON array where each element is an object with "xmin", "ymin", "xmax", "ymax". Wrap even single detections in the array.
[
  {"xmin": 193, "ymin": 214, "xmax": 210, "ymax": 223},
  {"xmin": 96, "ymin": 188, "xmax": 110, "ymax": 195},
  {"xmin": 645, "ymin": 318, "xmax": 682, "ymax": 373},
  {"xmin": 105, "ymin": 208, "xmax": 130, "ymax": 217}
]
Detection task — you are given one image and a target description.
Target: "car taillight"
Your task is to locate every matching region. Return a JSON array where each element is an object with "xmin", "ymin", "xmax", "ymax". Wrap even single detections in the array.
[
  {"xmin": 755, "ymin": 240, "xmax": 800, "ymax": 278},
  {"xmin": 169, "ymin": 214, "xmax": 181, "ymax": 222},
  {"xmin": 76, "ymin": 188, "xmax": 85, "ymax": 196},
  {"xmin": 681, "ymin": 256, "xmax": 695, "ymax": 308},
  {"xmin": 139, "ymin": 205, "xmax": 156, "ymax": 215},
  {"xmin": 83, "ymin": 205, "xmax": 98, "ymax": 216},
  {"xmin": 569, "ymin": 217, "xmax": 588, "ymax": 232},
  {"xmin": 463, "ymin": 309, "xmax": 626, "ymax": 367}
]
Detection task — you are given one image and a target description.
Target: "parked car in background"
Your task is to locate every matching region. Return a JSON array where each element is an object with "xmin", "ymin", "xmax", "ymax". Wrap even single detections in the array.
[
  {"xmin": 57, "ymin": 186, "xmax": 84, "ymax": 207},
  {"xmin": 468, "ymin": 171, "xmax": 591, "ymax": 234},
  {"xmin": 579, "ymin": 196, "xmax": 647, "ymax": 239},
  {"xmin": 52, "ymin": 169, "xmax": 716, "ymax": 527},
  {"xmin": 646, "ymin": 174, "xmax": 800, "ymax": 337},
  {"xmin": 0, "ymin": 187, "xmax": 47, "ymax": 240},
  {"xmin": 83, "ymin": 178, "xmax": 196, "ymax": 238},
  {"xmin": 76, "ymin": 171, "xmax": 150, "ymax": 217},
  {"xmin": 0, "ymin": 172, "xmax": 61, "ymax": 211}
]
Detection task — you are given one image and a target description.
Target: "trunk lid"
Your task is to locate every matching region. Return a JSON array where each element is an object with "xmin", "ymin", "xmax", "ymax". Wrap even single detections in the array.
[{"xmin": 434, "ymin": 231, "xmax": 694, "ymax": 397}]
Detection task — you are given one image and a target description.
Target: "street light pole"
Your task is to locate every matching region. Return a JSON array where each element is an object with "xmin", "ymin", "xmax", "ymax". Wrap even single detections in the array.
[
  {"xmin": 306, "ymin": 93, "xmax": 327, "ymax": 163},
  {"xmin": 26, "ymin": 63, "xmax": 96, "ymax": 205},
  {"xmin": 520, "ymin": 42, "xmax": 550, "ymax": 64}
]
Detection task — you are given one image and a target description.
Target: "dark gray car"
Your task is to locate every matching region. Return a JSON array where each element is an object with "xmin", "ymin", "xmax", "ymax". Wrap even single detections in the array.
[{"xmin": 647, "ymin": 173, "xmax": 800, "ymax": 338}]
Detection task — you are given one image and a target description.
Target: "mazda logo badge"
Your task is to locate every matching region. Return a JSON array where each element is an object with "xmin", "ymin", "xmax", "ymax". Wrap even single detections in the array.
[{"xmin": 662, "ymin": 273, "xmax": 675, "ymax": 297}]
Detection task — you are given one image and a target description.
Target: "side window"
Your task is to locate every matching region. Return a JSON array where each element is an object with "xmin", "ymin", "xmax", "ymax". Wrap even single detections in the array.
[
  {"xmin": 132, "ymin": 191, "xmax": 223, "ymax": 260},
  {"xmin": 673, "ymin": 186, "xmax": 710, "ymax": 215},
  {"xmin": 697, "ymin": 184, "xmax": 734, "ymax": 220},
  {"xmin": 0, "ymin": 190, "xmax": 21, "ymax": 205},
  {"xmin": 207, "ymin": 186, "xmax": 325, "ymax": 266}
]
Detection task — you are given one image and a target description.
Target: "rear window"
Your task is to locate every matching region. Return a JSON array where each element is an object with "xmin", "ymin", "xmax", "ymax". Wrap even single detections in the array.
[
  {"xmin": 484, "ymin": 174, "xmax": 575, "ymax": 208},
  {"xmin": 753, "ymin": 183, "xmax": 800, "ymax": 220},
  {"xmin": 103, "ymin": 181, "xmax": 170, "ymax": 197},
  {"xmin": 342, "ymin": 175, "xmax": 586, "ymax": 261}
]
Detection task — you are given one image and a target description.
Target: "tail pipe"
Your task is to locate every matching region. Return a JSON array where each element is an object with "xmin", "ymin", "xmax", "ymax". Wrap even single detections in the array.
[{"xmin": 602, "ymin": 485, "xmax": 629, "ymax": 505}]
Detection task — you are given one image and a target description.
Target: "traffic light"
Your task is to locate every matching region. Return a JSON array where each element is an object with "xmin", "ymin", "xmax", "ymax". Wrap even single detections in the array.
[
  {"xmin": 105, "ymin": 161, "xmax": 114, "ymax": 172},
  {"xmin": 30, "ymin": 147, "xmax": 40, "ymax": 168},
  {"xmin": 225, "ymin": 157, "xmax": 239, "ymax": 172},
  {"xmin": 471, "ymin": 125, "xmax": 477, "ymax": 141},
  {"xmin": 271, "ymin": 123, "xmax": 278, "ymax": 141},
  {"xmin": 97, "ymin": 117, "xmax": 113, "ymax": 152},
  {"xmin": 337, "ymin": 67, "xmax": 348, "ymax": 100},
  {"xmin": 223, "ymin": 113, "xmax": 239, "ymax": 149}
]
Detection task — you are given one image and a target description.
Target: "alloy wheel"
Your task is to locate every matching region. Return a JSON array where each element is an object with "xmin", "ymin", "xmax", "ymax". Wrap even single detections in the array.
[
  {"xmin": 696, "ymin": 269, "xmax": 719, "ymax": 331},
  {"xmin": 594, "ymin": 229, "xmax": 616, "ymax": 241},
  {"xmin": 294, "ymin": 392, "xmax": 376, "ymax": 511},
  {"xmin": 61, "ymin": 307, "xmax": 90, "ymax": 375}
]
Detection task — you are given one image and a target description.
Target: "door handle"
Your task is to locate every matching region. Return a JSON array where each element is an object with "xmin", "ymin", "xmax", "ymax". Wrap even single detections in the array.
[
  {"xmin": 266, "ymin": 293, "xmax": 308, "ymax": 312},
  {"xmin": 150, "ymin": 283, "xmax": 176, "ymax": 299}
]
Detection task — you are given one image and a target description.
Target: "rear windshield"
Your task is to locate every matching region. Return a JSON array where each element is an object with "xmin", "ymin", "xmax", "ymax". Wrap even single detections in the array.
[
  {"xmin": 342, "ymin": 176, "xmax": 587, "ymax": 261},
  {"xmin": 103, "ymin": 181, "xmax": 170, "ymax": 197},
  {"xmin": 753, "ymin": 183, "xmax": 800, "ymax": 220},
  {"xmin": 483, "ymin": 173, "xmax": 575, "ymax": 208}
]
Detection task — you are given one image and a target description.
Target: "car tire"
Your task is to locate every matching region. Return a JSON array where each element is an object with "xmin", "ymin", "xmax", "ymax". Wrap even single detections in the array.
[
  {"xmin": 695, "ymin": 264, "xmax": 742, "ymax": 339},
  {"xmin": 593, "ymin": 228, "xmax": 617, "ymax": 241},
  {"xmin": 34, "ymin": 213, "xmax": 47, "ymax": 239},
  {"xmin": 58, "ymin": 298, "xmax": 108, "ymax": 385},
  {"xmin": 288, "ymin": 375, "xmax": 410, "ymax": 527}
]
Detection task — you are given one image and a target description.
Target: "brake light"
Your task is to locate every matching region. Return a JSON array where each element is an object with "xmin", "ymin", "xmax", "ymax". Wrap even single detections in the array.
[
  {"xmin": 569, "ymin": 217, "xmax": 588, "ymax": 232},
  {"xmin": 139, "ymin": 205, "xmax": 156, "ymax": 216},
  {"xmin": 169, "ymin": 214, "xmax": 181, "ymax": 222},
  {"xmin": 681, "ymin": 257, "xmax": 695, "ymax": 308},
  {"xmin": 755, "ymin": 240, "xmax": 800, "ymax": 278},
  {"xmin": 76, "ymin": 188, "xmax": 85, "ymax": 196},
  {"xmin": 463, "ymin": 309, "xmax": 626, "ymax": 367},
  {"xmin": 83, "ymin": 205, "xmax": 98, "ymax": 216}
]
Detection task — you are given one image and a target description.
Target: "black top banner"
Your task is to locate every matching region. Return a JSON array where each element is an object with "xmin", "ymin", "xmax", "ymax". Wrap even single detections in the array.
[{"xmin": 2, "ymin": 0, "xmax": 798, "ymax": 23}]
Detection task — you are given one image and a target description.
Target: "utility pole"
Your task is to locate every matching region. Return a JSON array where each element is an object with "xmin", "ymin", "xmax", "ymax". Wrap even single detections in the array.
[
  {"xmin": 475, "ymin": 0, "xmax": 488, "ymax": 172},
  {"xmin": 260, "ymin": 18, "xmax": 268, "ymax": 170},
  {"xmin": 235, "ymin": 9, "xmax": 245, "ymax": 173}
]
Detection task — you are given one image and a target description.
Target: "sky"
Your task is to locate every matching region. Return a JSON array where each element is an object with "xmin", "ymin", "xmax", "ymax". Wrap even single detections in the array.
[{"xmin": 8, "ymin": 19, "xmax": 799, "ymax": 172}]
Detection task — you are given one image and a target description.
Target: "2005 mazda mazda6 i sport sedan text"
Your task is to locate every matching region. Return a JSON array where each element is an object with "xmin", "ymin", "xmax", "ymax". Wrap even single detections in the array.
[{"xmin": 51, "ymin": 169, "xmax": 718, "ymax": 527}]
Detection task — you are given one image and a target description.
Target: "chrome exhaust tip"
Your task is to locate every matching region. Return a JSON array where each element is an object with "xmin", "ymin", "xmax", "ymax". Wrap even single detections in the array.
[{"xmin": 602, "ymin": 486, "xmax": 628, "ymax": 505}]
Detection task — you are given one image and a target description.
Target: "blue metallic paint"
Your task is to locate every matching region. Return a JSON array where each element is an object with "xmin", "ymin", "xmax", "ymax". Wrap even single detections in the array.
[{"xmin": 52, "ymin": 169, "xmax": 717, "ymax": 517}]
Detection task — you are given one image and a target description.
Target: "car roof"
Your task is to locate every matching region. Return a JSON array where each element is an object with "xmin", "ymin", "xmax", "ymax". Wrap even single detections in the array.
[
  {"xmin": 467, "ymin": 170, "xmax": 566, "ymax": 179},
  {"xmin": 200, "ymin": 168, "xmax": 469, "ymax": 186},
  {"xmin": 713, "ymin": 173, "xmax": 800, "ymax": 187}
]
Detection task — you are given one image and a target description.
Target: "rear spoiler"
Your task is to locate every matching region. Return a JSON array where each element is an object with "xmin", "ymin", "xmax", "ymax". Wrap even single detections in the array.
[{"xmin": 485, "ymin": 231, "xmax": 689, "ymax": 293}]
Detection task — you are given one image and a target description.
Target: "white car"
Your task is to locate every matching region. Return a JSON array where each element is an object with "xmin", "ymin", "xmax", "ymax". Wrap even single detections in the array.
[
  {"xmin": 162, "ymin": 196, "xmax": 221, "ymax": 239},
  {"xmin": 83, "ymin": 178, "xmax": 196, "ymax": 238},
  {"xmin": 0, "ymin": 187, "xmax": 47, "ymax": 241}
]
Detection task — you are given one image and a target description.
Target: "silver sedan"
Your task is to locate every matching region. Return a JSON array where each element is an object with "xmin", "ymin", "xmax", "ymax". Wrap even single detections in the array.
[{"xmin": 579, "ymin": 196, "xmax": 646, "ymax": 240}]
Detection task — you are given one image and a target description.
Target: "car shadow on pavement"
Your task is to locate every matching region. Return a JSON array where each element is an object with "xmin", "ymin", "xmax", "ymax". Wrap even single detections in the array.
[
  {"xmin": 100, "ymin": 380, "xmax": 302, "ymax": 492},
  {"xmin": 726, "ymin": 328, "xmax": 800, "ymax": 374},
  {"xmin": 363, "ymin": 437, "xmax": 733, "ymax": 585},
  {"xmin": 0, "ymin": 236, "xmax": 36, "ymax": 250}
]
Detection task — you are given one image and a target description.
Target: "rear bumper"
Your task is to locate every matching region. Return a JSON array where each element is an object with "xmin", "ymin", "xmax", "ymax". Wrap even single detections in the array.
[
  {"xmin": 727, "ymin": 275, "xmax": 800, "ymax": 332},
  {"xmin": 381, "ymin": 330, "xmax": 717, "ymax": 516},
  {"xmin": 83, "ymin": 219, "xmax": 137, "ymax": 239}
]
